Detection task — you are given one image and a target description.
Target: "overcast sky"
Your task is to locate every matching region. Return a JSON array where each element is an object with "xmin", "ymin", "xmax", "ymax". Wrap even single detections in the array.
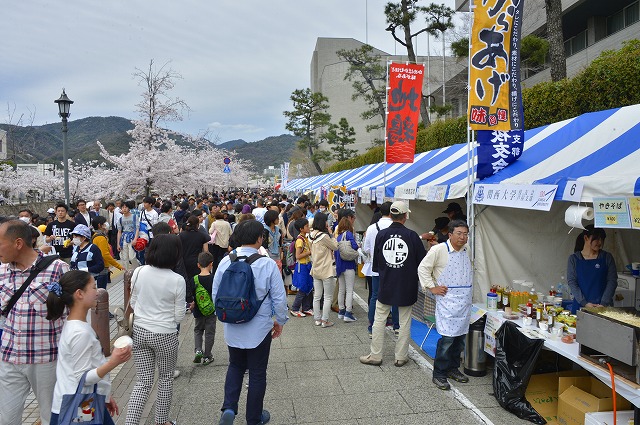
[{"xmin": 1, "ymin": 0, "xmax": 456, "ymax": 144}]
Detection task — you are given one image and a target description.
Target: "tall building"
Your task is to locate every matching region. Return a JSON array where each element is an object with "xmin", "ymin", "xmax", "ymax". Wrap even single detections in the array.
[{"xmin": 310, "ymin": 37, "xmax": 466, "ymax": 157}]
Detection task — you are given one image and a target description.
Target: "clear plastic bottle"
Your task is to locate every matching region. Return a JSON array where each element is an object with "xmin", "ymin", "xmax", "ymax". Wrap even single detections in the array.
[{"xmin": 557, "ymin": 276, "xmax": 565, "ymax": 300}]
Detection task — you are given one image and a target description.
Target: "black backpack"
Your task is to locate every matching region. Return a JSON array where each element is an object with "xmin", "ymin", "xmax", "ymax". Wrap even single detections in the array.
[{"xmin": 215, "ymin": 251, "xmax": 267, "ymax": 324}]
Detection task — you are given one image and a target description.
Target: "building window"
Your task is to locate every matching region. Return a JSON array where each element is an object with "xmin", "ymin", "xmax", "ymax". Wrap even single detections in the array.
[
  {"xmin": 607, "ymin": 1, "xmax": 639, "ymax": 36},
  {"xmin": 626, "ymin": 1, "xmax": 640, "ymax": 26},
  {"xmin": 564, "ymin": 30, "xmax": 587, "ymax": 57}
]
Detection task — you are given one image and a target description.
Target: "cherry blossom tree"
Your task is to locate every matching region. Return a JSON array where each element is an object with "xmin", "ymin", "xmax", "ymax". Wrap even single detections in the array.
[{"xmin": 98, "ymin": 60, "xmax": 253, "ymax": 197}]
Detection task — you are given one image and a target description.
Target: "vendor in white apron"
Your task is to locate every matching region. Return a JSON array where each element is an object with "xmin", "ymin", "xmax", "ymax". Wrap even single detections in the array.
[{"xmin": 418, "ymin": 219, "xmax": 472, "ymax": 391}]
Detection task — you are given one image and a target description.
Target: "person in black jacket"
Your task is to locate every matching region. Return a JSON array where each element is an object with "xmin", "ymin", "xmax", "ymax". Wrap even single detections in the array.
[{"xmin": 360, "ymin": 201, "xmax": 426, "ymax": 367}]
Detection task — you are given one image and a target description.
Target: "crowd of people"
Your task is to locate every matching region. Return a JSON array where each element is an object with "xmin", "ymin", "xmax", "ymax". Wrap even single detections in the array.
[{"xmin": 11, "ymin": 190, "xmax": 618, "ymax": 424}]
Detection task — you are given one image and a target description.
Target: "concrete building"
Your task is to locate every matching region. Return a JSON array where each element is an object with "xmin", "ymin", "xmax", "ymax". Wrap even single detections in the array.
[
  {"xmin": 310, "ymin": 37, "xmax": 466, "ymax": 156},
  {"xmin": 16, "ymin": 163, "xmax": 58, "ymax": 176},
  {"xmin": 451, "ymin": 0, "xmax": 640, "ymax": 114}
]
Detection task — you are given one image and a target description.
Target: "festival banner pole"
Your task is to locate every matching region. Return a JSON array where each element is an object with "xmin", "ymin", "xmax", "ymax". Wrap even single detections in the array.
[{"xmin": 467, "ymin": 0, "xmax": 476, "ymax": 264}]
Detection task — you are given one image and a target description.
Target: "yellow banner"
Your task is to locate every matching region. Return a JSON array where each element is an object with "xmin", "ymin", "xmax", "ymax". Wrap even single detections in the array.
[{"xmin": 468, "ymin": 0, "xmax": 524, "ymax": 131}]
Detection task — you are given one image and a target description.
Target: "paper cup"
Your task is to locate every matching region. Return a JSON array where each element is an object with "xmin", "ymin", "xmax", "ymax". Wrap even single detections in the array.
[{"xmin": 113, "ymin": 335, "xmax": 133, "ymax": 349}]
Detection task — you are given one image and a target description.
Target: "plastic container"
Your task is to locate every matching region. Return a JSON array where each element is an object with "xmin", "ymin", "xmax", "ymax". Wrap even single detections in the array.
[{"xmin": 487, "ymin": 292, "xmax": 498, "ymax": 310}]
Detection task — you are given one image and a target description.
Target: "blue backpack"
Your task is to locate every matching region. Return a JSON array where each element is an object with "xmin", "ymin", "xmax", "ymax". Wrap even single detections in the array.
[{"xmin": 215, "ymin": 251, "xmax": 268, "ymax": 324}]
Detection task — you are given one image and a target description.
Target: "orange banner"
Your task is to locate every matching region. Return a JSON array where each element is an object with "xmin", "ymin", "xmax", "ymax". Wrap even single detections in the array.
[
  {"xmin": 468, "ymin": 0, "xmax": 524, "ymax": 131},
  {"xmin": 385, "ymin": 63, "xmax": 424, "ymax": 163}
]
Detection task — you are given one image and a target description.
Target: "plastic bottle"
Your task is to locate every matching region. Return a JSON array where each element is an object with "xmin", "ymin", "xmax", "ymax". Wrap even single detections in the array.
[
  {"xmin": 549, "ymin": 285, "xmax": 556, "ymax": 296},
  {"xmin": 557, "ymin": 276, "xmax": 565, "ymax": 300},
  {"xmin": 497, "ymin": 286, "xmax": 503, "ymax": 309},
  {"xmin": 530, "ymin": 286, "xmax": 538, "ymax": 302},
  {"xmin": 487, "ymin": 292, "xmax": 498, "ymax": 310},
  {"xmin": 526, "ymin": 299, "xmax": 533, "ymax": 318}
]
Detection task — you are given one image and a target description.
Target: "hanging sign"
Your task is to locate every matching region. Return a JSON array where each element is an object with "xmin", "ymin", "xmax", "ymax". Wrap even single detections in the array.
[
  {"xmin": 473, "ymin": 183, "xmax": 558, "ymax": 211},
  {"xmin": 394, "ymin": 182, "xmax": 417, "ymax": 200},
  {"xmin": 375, "ymin": 186, "xmax": 385, "ymax": 202},
  {"xmin": 385, "ymin": 63, "xmax": 424, "ymax": 163},
  {"xmin": 629, "ymin": 197, "xmax": 640, "ymax": 229},
  {"xmin": 417, "ymin": 185, "xmax": 448, "ymax": 202},
  {"xmin": 360, "ymin": 188, "xmax": 372, "ymax": 204},
  {"xmin": 593, "ymin": 197, "xmax": 631, "ymax": 228}
]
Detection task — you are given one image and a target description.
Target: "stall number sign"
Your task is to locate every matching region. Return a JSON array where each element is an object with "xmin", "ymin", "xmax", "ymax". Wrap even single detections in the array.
[
  {"xmin": 473, "ymin": 183, "xmax": 558, "ymax": 211},
  {"xmin": 593, "ymin": 197, "xmax": 631, "ymax": 229}
]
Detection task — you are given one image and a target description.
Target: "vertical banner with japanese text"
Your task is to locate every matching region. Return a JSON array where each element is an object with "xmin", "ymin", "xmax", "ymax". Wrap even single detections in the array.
[
  {"xmin": 386, "ymin": 63, "xmax": 425, "ymax": 163},
  {"xmin": 468, "ymin": 0, "xmax": 524, "ymax": 131},
  {"xmin": 476, "ymin": 129, "xmax": 524, "ymax": 179},
  {"xmin": 282, "ymin": 162, "xmax": 289, "ymax": 190}
]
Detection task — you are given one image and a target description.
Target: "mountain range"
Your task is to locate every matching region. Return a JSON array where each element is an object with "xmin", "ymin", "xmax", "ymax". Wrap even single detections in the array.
[{"xmin": 0, "ymin": 116, "xmax": 299, "ymax": 173}]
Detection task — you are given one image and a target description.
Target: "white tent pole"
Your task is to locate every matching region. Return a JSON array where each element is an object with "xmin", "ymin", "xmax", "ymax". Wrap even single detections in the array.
[{"xmin": 467, "ymin": 0, "xmax": 476, "ymax": 269}]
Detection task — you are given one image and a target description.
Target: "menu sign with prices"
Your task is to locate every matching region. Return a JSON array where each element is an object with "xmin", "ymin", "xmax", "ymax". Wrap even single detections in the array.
[
  {"xmin": 417, "ymin": 185, "xmax": 448, "ymax": 202},
  {"xmin": 628, "ymin": 197, "xmax": 640, "ymax": 229},
  {"xmin": 593, "ymin": 197, "xmax": 631, "ymax": 229}
]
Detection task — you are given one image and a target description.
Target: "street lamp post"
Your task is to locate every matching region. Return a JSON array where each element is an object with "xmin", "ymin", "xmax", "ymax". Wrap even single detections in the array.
[{"xmin": 54, "ymin": 89, "xmax": 73, "ymax": 205}]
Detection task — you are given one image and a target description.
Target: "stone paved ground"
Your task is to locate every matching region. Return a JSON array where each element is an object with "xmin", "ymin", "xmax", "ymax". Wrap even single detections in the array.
[{"xmin": 24, "ymin": 270, "xmax": 529, "ymax": 425}]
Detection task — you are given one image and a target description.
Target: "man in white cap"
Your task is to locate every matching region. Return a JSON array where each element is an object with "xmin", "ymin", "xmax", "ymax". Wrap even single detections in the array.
[{"xmin": 360, "ymin": 201, "xmax": 426, "ymax": 367}]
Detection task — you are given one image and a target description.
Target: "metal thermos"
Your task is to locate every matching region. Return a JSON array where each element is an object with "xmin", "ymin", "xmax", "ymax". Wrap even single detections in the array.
[{"xmin": 464, "ymin": 315, "xmax": 487, "ymax": 377}]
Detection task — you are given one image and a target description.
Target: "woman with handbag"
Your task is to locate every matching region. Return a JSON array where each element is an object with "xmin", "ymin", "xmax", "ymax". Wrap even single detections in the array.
[
  {"xmin": 335, "ymin": 211, "xmax": 360, "ymax": 322},
  {"xmin": 308, "ymin": 212, "xmax": 339, "ymax": 328},
  {"xmin": 125, "ymin": 234, "xmax": 186, "ymax": 425},
  {"xmin": 46, "ymin": 270, "xmax": 132, "ymax": 425}
]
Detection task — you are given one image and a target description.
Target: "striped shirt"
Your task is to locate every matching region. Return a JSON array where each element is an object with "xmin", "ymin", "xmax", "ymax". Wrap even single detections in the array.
[{"xmin": 0, "ymin": 254, "xmax": 69, "ymax": 364}]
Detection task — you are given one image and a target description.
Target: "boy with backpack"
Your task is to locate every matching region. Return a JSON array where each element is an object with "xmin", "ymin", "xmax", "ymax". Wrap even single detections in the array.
[
  {"xmin": 190, "ymin": 251, "xmax": 217, "ymax": 365},
  {"xmin": 289, "ymin": 218, "xmax": 314, "ymax": 317},
  {"xmin": 212, "ymin": 219, "xmax": 288, "ymax": 425}
]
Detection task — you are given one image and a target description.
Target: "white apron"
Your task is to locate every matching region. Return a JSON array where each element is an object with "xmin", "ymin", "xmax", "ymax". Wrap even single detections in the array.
[{"xmin": 435, "ymin": 244, "xmax": 473, "ymax": 337}]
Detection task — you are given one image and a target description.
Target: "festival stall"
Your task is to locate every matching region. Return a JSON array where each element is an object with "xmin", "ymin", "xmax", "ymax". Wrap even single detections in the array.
[{"xmin": 286, "ymin": 104, "xmax": 640, "ymax": 300}]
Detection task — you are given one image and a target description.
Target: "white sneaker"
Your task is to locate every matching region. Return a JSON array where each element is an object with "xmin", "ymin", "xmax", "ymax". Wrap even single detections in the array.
[{"xmin": 173, "ymin": 370, "xmax": 180, "ymax": 378}]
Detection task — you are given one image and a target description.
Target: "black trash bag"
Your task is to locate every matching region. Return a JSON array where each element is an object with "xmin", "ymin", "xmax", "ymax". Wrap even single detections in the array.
[{"xmin": 492, "ymin": 321, "xmax": 546, "ymax": 424}]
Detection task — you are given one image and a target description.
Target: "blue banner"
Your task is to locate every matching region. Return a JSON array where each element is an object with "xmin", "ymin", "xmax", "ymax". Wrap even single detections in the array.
[{"xmin": 476, "ymin": 129, "xmax": 525, "ymax": 180}]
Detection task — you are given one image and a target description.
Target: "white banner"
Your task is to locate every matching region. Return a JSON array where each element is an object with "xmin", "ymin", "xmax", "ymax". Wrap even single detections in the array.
[
  {"xmin": 360, "ymin": 187, "xmax": 372, "ymax": 204},
  {"xmin": 394, "ymin": 182, "xmax": 417, "ymax": 200},
  {"xmin": 472, "ymin": 183, "xmax": 558, "ymax": 211},
  {"xmin": 375, "ymin": 186, "xmax": 385, "ymax": 202},
  {"xmin": 282, "ymin": 162, "xmax": 290, "ymax": 189},
  {"xmin": 417, "ymin": 185, "xmax": 448, "ymax": 202}
]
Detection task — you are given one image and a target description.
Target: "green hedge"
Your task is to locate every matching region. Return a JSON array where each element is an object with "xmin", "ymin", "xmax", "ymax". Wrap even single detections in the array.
[
  {"xmin": 523, "ymin": 39, "xmax": 640, "ymax": 128},
  {"xmin": 326, "ymin": 39, "xmax": 640, "ymax": 172}
]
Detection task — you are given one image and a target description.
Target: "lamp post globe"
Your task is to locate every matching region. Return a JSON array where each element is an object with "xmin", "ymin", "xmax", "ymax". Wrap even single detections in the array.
[{"xmin": 54, "ymin": 89, "xmax": 73, "ymax": 205}]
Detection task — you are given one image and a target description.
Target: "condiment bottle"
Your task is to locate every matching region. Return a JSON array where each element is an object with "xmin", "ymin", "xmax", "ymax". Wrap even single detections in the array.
[
  {"xmin": 502, "ymin": 287, "xmax": 510, "ymax": 310},
  {"xmin": 526, "ymin": 299, "xmax": 533, "ymax": 318},
  {"xmin": 536, "ymin": 304, "xmax": 542, "ymax": 321},
  {"xmin": 496, "ymin": 286, "xmax": 503, "ymax": 309},
  {"xmin": 549, "ymin": 285, "xmax": 556, "ymax": 296},
  {"xmin": 547, "ymin": 307, "xmax": 554, "ymax": 327}
]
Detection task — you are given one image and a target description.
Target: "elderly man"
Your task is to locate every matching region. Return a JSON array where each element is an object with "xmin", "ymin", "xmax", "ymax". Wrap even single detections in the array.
[
  {"xmin": 418, "ymin": 219, "xmax": 473, "ymax": 390},
  {"xmin": 360, "ymin": 201, "xmax": 426, "ymax": 367},
  {"xmin": 0, "ymin": 220, "xmax": 69, "ymax": 425}
]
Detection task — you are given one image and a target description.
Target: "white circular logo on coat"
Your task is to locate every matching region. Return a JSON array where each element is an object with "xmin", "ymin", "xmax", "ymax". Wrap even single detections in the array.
[{"xmin": 382, "ymin": 236, "xmax": 408, "ymax": 268}]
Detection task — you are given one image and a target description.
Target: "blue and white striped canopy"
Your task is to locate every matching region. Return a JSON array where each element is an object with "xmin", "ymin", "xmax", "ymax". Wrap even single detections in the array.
[{"xmin": 285, "ymin": 104, "xmax": 640, "ymax": 202}]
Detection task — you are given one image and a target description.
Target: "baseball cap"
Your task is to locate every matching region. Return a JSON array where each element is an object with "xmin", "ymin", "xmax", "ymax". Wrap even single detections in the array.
[
  {"xmin": 47, "ymin": 207, "xmax": 55, "ymax": 214},
  {"xmin": 390, "ymin": 201, "xmax": 411, "ymax": 215},
  {"xmin": 71, "ymin": 224, "xmax": 92, "ymax": 239},
  {"xmin": 442, "ymin": 202, "xmax": 462, "ymax": 214}
]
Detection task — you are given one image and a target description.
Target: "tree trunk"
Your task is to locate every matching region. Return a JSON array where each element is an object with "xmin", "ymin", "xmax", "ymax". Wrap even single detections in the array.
[{"xmin": 545, "ymin": 0, "xmax": 566, "ymax": 81}]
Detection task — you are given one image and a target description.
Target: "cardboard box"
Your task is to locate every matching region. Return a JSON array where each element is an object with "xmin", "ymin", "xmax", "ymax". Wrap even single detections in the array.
[
  {"xmin": 525, "ymin": 370, "xmax": 589, "ymax": 424},
  {"xmin": 584, "ymin": 410, "xmax": 634, "ymax": 425},
  {"xmin": 557, "ymin": 376, "xmax": 632, "ymax": 425}
]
